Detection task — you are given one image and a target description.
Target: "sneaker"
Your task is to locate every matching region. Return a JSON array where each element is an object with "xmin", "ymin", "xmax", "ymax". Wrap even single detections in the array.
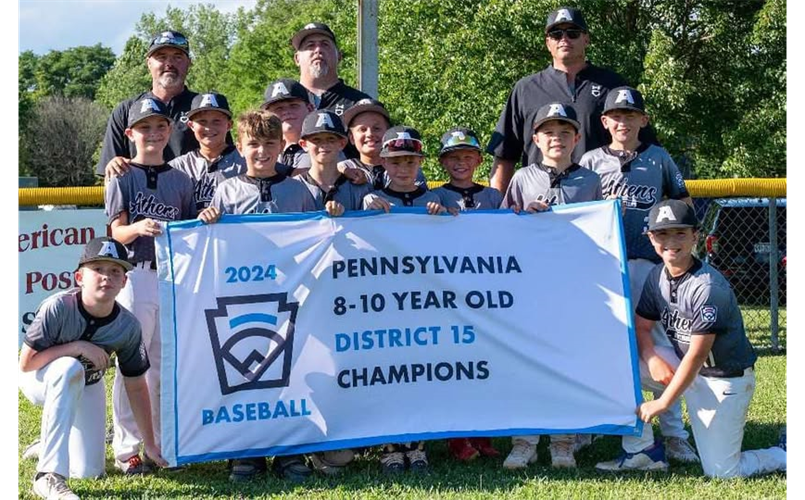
[
  {"xmin": 32, "ymin": 472, "xmax": 80, "ymax": 500},
  {"xmin": 405, "ymin": 448, "xmax": 429, "ymax": 473},
  {"xmin": 309, "ymin": 449, "xmax": 354, "ymax": 476},
  {"xmin": 379, "ymin": 451, "xmax": 405, "ymax": 474},
  {"xmin": 448, "ymin": 438, "xmax": 480, "ymax": 462},
  {"xmin": 228, "ymin": 457, "xmax": 267, "ymax": 482},
  {"xmin": 22, "ymin": 438, "xmax": 41, "ymax": 460},
  {"xmin": 469, "ymin": 437, "xmax": 501, "ymax": 457},
  {"xmin": 595, "ymin": 442, "xmax": 669, "ymax": 472},
  {"xmin": 549, "ymin": 437, "xmax": 577, "ymax": 468},
  {"xmin": 778, "ymin": 426, "xmax": 787, "ymax": 451},
  {"xmin": 115, "ymin": 454, "xmax": 151, "ymax": 475},
  {"xmin": 665, "ymin": 436, "xmax": 700, "ymax": 463},
  {"xmin": 271, "ymin": 455, "xmax": 312, "ymax": 482},
  {"xmin": 502, "ymin": 439, "xmax": 538, "ymax": 469}
]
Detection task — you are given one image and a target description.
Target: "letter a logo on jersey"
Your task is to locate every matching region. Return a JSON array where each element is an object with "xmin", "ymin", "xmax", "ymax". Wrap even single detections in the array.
[
  {"xmin": 315, "ymin": 112, "xmax": 334, "ymax": 129},
  {"xmin": 615, "ymin": 89, "xmax": 635, "ymax": 105},
  {"xmin": 140, "ymin": 99, "xmax": 161, "ymax": 113},
  {"xmin": 548, "ymin": 104, "xmax": 568, "ymax": 117},
  {"xmin": 554, "ymin": 9, "xmax": 573, "ymax": 23},
  {"xmin": 271, "ymin": 82, "xmax": 290, "ymax": 97},
  {"xmin": 656, "ymin": 206, "xmax": 677, "ymax": 223},
  {"xmin": 97, "ymin": 241, "xmax": 121, "ymax": 259},
  {"xmin": 199, "ymin": 94, "xmax": 219, "ymax": 109}
]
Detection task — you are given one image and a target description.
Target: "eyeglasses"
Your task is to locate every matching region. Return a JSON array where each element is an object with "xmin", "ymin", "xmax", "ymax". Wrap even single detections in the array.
[
  {"xmin": 547, "ymin": 28, "xmax": 584, "ymax": 41},
  {"xmin": 444, "ymin": 134, "xmax": 481, "ymax": 149},
  {"xmin": 150, "ymin": 32, "xmax": 189, "ymax": 50},
  {"xmin": 382, "ymin": 137, "xmax": 423, "ymax": 154}
]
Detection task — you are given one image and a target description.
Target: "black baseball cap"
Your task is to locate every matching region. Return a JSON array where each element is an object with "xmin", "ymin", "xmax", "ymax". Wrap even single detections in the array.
[
  {"xmin": 532, "ymin": 102, "xmax": 580, "ymax": 132},
  {"xmin": 146, "ymin": 30, "xmax": 190, "ymax": 58},
  {"xmin": 261, "ymin": 78, "xmax": 311, "ymax": 109},
  {"xmin": 291, "ymin": 22, "xmax": 337, "ymax": 50},
  {"xmin": 77, "ymin": 237, "xmax": 133, "ymax": 272},
  {"xmin": 381, "ymin": 126, "xmax": 425, "ymax": 158},
  {"xmin": 647, "ymin": 200, "xmax": 699, "ymax": 232},
  {"xmin": 127, "ymin": 97, "xmax": 171, "ymax": 128},
  {"xmin": 187, "ymin": 92, "xmax": 232, "ymax": 119},
  {"xmin": 439, "ymin": 127, "xmax": 483, "ymax": 157},
  {"xmin": 342, "ymin": 98, "xmax": 391, "ymax": 128},
  {"xmin": 603, "ymin": 86, "xmax": 646, "ymax": 114},
  {"xmin": 545, "ymin": 7, "xmax": 588, "ymax": 33},
  {"xmin": 300, "ymin": 110, "xmax": 348, "ymax": 139}
]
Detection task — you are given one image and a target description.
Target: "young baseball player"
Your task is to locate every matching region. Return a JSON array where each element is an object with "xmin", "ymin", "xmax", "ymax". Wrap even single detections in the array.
[
  {"xmin": 362, "ymin": 125, "xmax": 445, "ymax": 215},
  {"xmin": 579, "ymin": 86, "xmax": 699, "ymax": 463},
  {"xmin": 501, "ymin": 102, "xmax": 601, "ymax": 470},
  {"xmin": 596, "ymin": 200, "xmax": 786, "ymax": 477},
  {"xmin": 105, "ymin": 97, "xmax": 195, "ymax": 475},
  {"xmin": 297, "ymin": 110, "xmax": 371, "ymax": 215},
  {"xmin": 19, "ymin": 238, "xmax": 168, "ymax": 499},
  {"xmin": 338, "ymin": 99, "xmax": 428, "ymax": 190},
  {"xmin": 433, "ymin": 127, "xmax": 503, "ymax": 212},
  {"xmin": 260, "ymin": 78, "xmax": 315, "ymax": 174},
  {"xmin": 199, "ymin": 109, "xmax": 317, "ymax": 482}
]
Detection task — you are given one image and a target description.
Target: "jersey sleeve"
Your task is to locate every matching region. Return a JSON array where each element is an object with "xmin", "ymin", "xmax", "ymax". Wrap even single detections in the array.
[
  {"xmin": 635, "ymin": 268, "xmax": 662, "ymax": 320},
  {"xmin": 23, "ymin": 296, "xmax": 64, "ymax": 352},
  {"xmin": 115, "ymin": 321, "xmax": 150, "ymax": 378},
  {"xmin": 104, "ymin": 175, "xmax": 128, "ymax": 224},
  {"xmin": 500, "ymin": 173, "xmax": 523, "ymax": 209},
  {"xmin": 486, "ymin": 86, "xmax": 525, "ymax": 162},
  {"xmin": 95, "ymin": 100, "xmax": 132, "ymax": 176},
  {"xmin": 689, "ymin": 283, "xmax": 731, "ymax": 335},
  {"xmin": 660, "ymin": 150, "xmax": 690, "ymax": 199}
]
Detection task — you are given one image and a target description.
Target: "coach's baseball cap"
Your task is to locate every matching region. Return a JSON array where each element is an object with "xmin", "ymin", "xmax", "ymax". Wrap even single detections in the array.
[
  {"xmin": 439, "ymin": 127, "xmax": 483, "ymax": 157},
  {"xmin": 146, "ymin": 30, "xmax": 190, "ymax": 58},
  {"xmin": 127, "ymin": 97, "xmax": 172, "ymax": 128},
  {"xmin": 545, "ymin": 7, "xmax": 588, "ymax": 33},
  {"xmin": 300, "ymin": 110, "xmax": 348, "ymax": 139},
  {"xmin": 381, "ymin": 126, "xmax": 425, "ymax": 158},
  {"xmin": 647, "ymin": 199, "xmax": 699, "ymax": 232},
  {"xmin": 532, "ymin": 102, "xmax": 580, "ymax": 132},
  {"xmin": 603, "ymin": 86, "xmax": 646, "ymax": 114},
  {"xmin": 187, "ymin": 92, "xmax": 232, "ymax": 119},
  {"xmin": 291, "ymin": 22, "xmax": 337, "ymax": 50},
  {"xmin": 342, "ymin": 98, "xmax": 391, "ymax": 128},
  {"xmin": 77, "ymin": 237, "xmax": 133, "ymax": 272},
  {"xmin": 261, "ymin": 78, "xmax": 311, "ymax": 109}
]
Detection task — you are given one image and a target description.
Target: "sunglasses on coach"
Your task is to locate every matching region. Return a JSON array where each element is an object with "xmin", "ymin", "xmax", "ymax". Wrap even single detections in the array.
[
  {"xmin": 547, "ymin": 28, "xmax": 584, "ymax": 41},
  {"xmin": 149, "ymin": 33, "xmax": 190, "ymax": 50}
]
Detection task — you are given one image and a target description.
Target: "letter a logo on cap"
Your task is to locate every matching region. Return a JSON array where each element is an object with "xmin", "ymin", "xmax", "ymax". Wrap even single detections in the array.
[
  {"xmin": 656, "ymin": 206, "xmax": 677, "ymax": 223},
  {"xmin": 271, "ymin": 82, "xmax": 290, "ymax": 97},
  {"xmin": 315, "ymin": 112, "xmax": 334, "ymax": 128},
  {"xmin": 141, "ymin": 98, "xmax": 161, "ymax": 113},
  {"xmin": 548, "ymin": 104, "xmax": 567, "ymax": 117},
  {"xmin": 451, "ymin": 131, "xmax": 466, "ymax": 141},
  {"xmin": 555, "ymin": 9, "xmax": 573, "ymax": 22},
  {"xmin": 199, "ymin": 94, "xmax": 219, "ymax": 108},
  {"xmin": 615, "ymin": 89, "xmax": 635, "ymax": 105},
  {"xmin": 97, "ymin": 241, "xmax": 121, "ymax": 259}
]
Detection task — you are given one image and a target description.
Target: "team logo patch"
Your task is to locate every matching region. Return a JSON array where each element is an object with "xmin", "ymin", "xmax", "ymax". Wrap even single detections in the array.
[
  {"xmin": 700, "ymin": 305, "xmax": 718, "ymax": 323},
  {"xmin": 199, "ymin": 94, "xmax": 219, "ymax": 108},
  {"xmin": 315, "ymin": 112, "xmax": 335, "ymax": 128},
  {"xmin": 547, "ymin": 104, "xmax": 568, "ymax": 117},
  {"xmin": 591, "ymin": 84, "xmax": 602, "ymax": 97},
  {"xmin": 97, "ymin": 241, "xmax": 121, "ymax": 259},
  {"xmin": 615, "ymin": 89, "xmax": 635, "ymax": 104},
  {"xmin": 271, "ymin": 82, "xmax": 290, "ymax": 97},
  {"xmin": 656, "ymin": 205, "xmax": 677, "ymax": 223},
  {"xmin": 206, "ymin": 293, "xmax": 299, "ymax": 395},
  {"xmin": 335, "ymin": 103, "xmax": 345, "ymax": 116}
]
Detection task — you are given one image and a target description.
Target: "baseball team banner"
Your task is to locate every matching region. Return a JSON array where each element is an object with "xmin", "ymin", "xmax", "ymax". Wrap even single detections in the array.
[{"xmin": 156, "ymin": 200, "xmax": 643, "ymax": 466}]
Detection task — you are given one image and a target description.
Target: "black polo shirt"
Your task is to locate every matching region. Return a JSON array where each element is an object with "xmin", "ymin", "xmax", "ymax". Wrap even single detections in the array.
[{"xmin": 309, "ymin": 79, "xmax": 371, "ymax": 118}]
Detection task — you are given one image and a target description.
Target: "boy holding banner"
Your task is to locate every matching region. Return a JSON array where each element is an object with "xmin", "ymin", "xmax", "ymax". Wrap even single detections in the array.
[
  {"xmin": 433, "ymin": 127, "xmax": 503, "ymax": 212},
  {"xmin": 500, "ymin": 102, "xmax": 602, "ymax": 470}
]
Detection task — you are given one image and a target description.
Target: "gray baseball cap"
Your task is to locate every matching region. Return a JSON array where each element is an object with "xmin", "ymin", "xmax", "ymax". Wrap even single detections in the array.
[
  {"xmin": 380, "ymin": 126, "xmax": 425, "ymax": 158},
  {"xmin": 291, "ymin": 22, "xmax": 337, "ymax": 50},
  {"xmin": 77, "ymin": 237, "xmax": 133, "ymax": 272},
  {"xmin": 127, "ymin": 97, "xmax": 171, "ymax": 128},
  {"xmin": 532, "ymin": 102, "xmax": 580, "ymax": 132},
  {"xmin": 261, "ymin": 78, "xmax": 311, "ymax": 109},
  {"xmin": 146, "ymin": 30, "xmax": 190, "ymax": 58},
  {"xmin": 342, "ymin": 98, "xmax": 391, "ymax": 128},
  {"xmin": 545, "ymin": 7, "xmax": 588, "ymax": 33},
  {"xmin": 187, "ymin": 92, "xmax": 232, "ymax": 119},
  {"xmin": 647, "ymin": 199, "xmax": 699, "ymax": 232},
  {"xmin": 300, "ymin": 110, "xmax": 348, "ymax": 139},
  {"xmin": 604, "ymin": 86, "xmax": 646, "ymax": 114},
  {"xmin": 439, "ymin": 127, "xmax": 482, "ymax": 157}
]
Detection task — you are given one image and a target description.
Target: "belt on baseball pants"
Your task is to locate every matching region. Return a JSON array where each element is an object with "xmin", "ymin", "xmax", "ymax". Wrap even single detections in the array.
[{"xmin": 133, "ymin": 261, "xmax": 157, "ymax": 270}]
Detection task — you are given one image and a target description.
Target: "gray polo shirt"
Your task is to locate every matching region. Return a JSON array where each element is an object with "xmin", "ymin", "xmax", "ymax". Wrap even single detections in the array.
[
  {"xmin": 433, "ymin": 183, "xmax": 503, "ymax": 211},
  {"xmin": 338, "ymin": 158, "xmax": 428, "ymax": 191},
  {"xmin": 297, "ymin": 171, "xmax": 371, "ymax": 211},
  {"xmin": 168, "ymin": 146, "xmax": 247, "ymax": 211},
  {"xmin": 362, "ymin": 186, "xmax": 441, "ymax": 209},
  {"xmin": 501, "ymin": 163, "xmax": 602, "ymax": 208},
  {"xmin": 211, "ymin": 172, "xmax": 317, "ymax": 215}
]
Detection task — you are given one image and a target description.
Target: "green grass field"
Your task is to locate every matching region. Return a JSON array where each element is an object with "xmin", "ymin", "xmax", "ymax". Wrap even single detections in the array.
[{"xmin": 18, "ymin": 310, "xmax": 787, "ymax": 499}]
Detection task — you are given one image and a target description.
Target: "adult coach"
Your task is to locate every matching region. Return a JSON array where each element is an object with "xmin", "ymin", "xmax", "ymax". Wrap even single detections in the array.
[
  {"xmin": 96, "ymin": 30, "xmax": 201, "ymax": 178},
  {"xmin": 291, "ymin": 22, "xmax": 371, "ymax": 117},
  {"xmin": 486, "ymin": 6, "xmax": 655, "ymax": 192}
]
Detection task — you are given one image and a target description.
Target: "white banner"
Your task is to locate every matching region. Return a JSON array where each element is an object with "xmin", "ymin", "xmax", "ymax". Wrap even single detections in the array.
[
  {"xmin": 157, "ymin": 200, "xmax": 643, "ymax": 466},
  {"xmin": 18, "ymin": 209, "xmax": 107, "ymax": 347}
]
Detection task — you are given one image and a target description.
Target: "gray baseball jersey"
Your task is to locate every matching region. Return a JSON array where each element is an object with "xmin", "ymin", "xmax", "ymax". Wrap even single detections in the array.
[
  {"xmin": 211, "ymin": 172, "xmax": 317, "ymax": 215},
  {"xmin": 501, "ymin": 163, "xmax": 602, "ymax": 208},
  {"xmin": 23, "ymin": 288, "xmax": 149, "ymax": 385},
  {"xmin": 105, "ymin": 163, "xmax": 196, "ymax": 263},
  {"xmin": 297, "ymin": 171, "xmax": 371, "ymax": 211},
  {"xmin": 362, "ymin": 186, "xmax": 441, "ymax": 209},
  {"xmin": 433, "ymin": 183, "xmax": 503, "ymax": 211},
  {"xmin": 580, "ymin": 144, "xmax": 689, "ymax": 261},
  {"xmin": 168, "ymin": 146, "xmax": 247, "ymax": 211},
  {"xmin": 338, "ymin": 158, "xmax": 428, "ymax": 191},
  {"xmin": 281, "ymin": 144, "xmax": 312, "ymax": 171},
  {"xmin": 636, "ymin": 259, "xmax": 757, "ymax": 378}
]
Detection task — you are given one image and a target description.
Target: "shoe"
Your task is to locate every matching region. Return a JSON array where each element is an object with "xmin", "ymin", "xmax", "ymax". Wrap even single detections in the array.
[
  {"xmin": 271, "ymin": 455, "xmax": 312, "ymax": 482},
  {"xmin": 778, "ymin": 426, "xmax": 787, "ymax": 451},
  {"xmin": 228, "ymin": 457, "xmax": 267, "ymax": 482},
  {"xmin": 549, "ymin": 437, "xmax": 577, "ymax": 468},
  {"xmin": 502, "ymin": 439, "xmax": 538, "ymax": 469},
  {"xmin": 115, "ymin": 454, "xmax": 151, "ymax": 475},
  {"xmin": 469, "ymin": 437, "xmax": 500, "ymax": 457},
  {"xmin": 405, "ymin": 448, "xmax": 429, "ymax": 473},
  {"xmin": 449, "ymin": 438, "xmax": 480, "ymax": 462},
  {"xmin": 33, "ymin": 472, "xmax": 80, "ymax": 500},
  {"xmin": 22, "ymin": 438, "xmax": 41, "ymax": 460},
  {"xmin": 309, "ymin": 449, "xmax": 354, "ymax": 476},
  {"xmin": 379, "ymin": 451, "xmax": 405, "ymax": 474},
  {"xmin": 595, "ymin": 442, "xmax": 669, "ymax": 471},
  {"xmin": 665, "ymin": 436, "xmax": 700, "ymax": 463}
]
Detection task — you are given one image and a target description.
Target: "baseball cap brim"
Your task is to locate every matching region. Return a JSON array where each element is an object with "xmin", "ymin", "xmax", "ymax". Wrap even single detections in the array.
[
  {"xmin": 128, "ymin": 114, "xmax": 172, "ymax": 129},
  {"xmin": 145, "ymin": 44, "xmax": 190, "ymax": 59},
  {"xmin": 300, "ymin": 129, "xmax": 348, "ymax": 140},
  {"xmin": 187, "ymin": 107, "xmax": 232, "ymax": 120},
  {"xmin": 343, "ymin": 104, "xmax": 390, "ymax": 127},
  {"xmin": 439, "ymin": 144, "xmax": 482, "ymax": 157},
  {"xmin": 604, "ymin": 103, "xmax": 646, "ymax": 115},
  {"xmin": 545, "ymin": 20, "xmax": 586, "ymax": 33},
  {"xmin": 644, "ymin": 222, "xmax": 698, "ymax": 233},
  {"xmin": 533, "ymin": 116, "xmax": 580, "ymax": 132},
  {"xmin": 77, "ymin": 256, "xmax": 134, "ymax": 272},
  {"xmin": 380, "ymin": 150, "xmax": 425, "ymax": 158},
  {"xmin": 260, "ymin": 95, "xmax": 308, "ymax": 110},
  {"xmin": 291, "ymin": 28, "xmax": 336, "ymax": 50}
]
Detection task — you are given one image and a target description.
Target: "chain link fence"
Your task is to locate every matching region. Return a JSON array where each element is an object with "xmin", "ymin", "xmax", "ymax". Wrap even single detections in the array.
[{"xmin": 693, "ymin": 197, "xmax": 786, "ymax": 352}]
